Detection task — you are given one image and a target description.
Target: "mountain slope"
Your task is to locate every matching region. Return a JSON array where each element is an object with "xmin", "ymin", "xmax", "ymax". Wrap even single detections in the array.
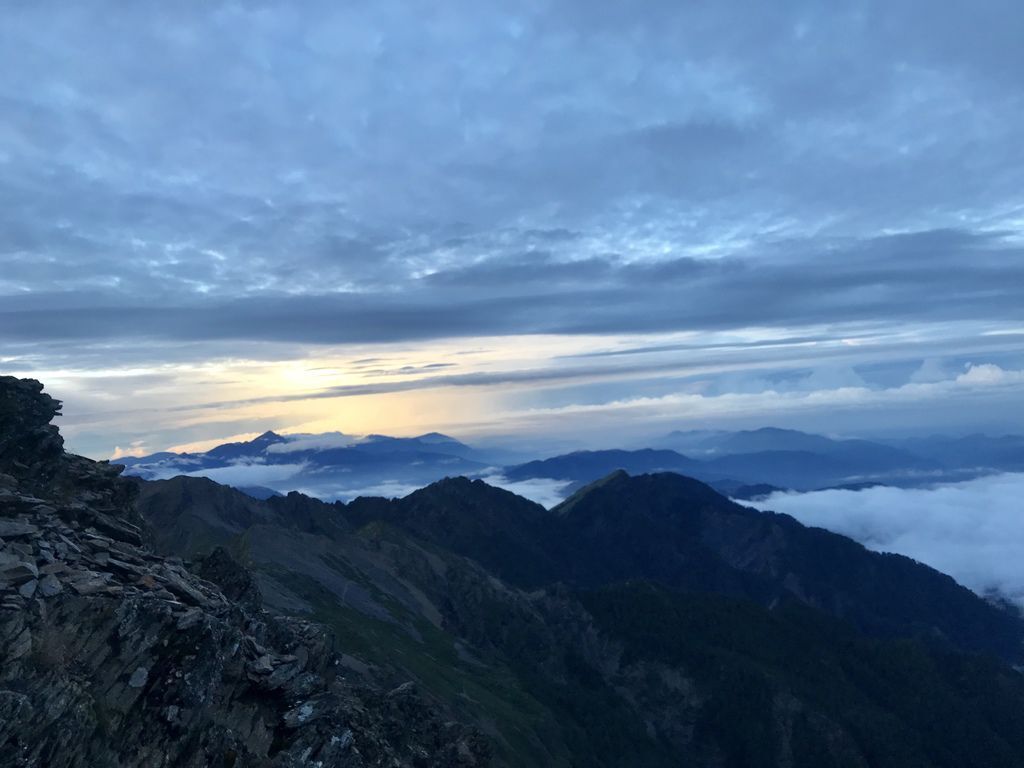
[
  {"xmin": 359, "ymin": 470, "xmax": 1024, "ymax": 662},
  {"xmin": 561, "ymin": 472, "xmax": 1024, "ymax": 658}
]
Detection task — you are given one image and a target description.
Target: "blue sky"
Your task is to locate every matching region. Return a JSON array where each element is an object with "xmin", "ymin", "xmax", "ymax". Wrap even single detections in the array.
[{"xmin": 2, "ymin": 1, "xmax": 1023, "ymax": 457}]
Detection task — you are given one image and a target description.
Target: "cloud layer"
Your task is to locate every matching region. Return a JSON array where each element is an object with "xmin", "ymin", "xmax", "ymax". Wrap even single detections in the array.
[{"xmin": 753, "ymin": 474, "xmax": 1024, "ymax": 606}]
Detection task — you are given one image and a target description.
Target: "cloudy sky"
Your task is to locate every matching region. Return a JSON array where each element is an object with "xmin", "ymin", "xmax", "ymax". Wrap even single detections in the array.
[{"xmin": 2, "ymin": 1, "xmax": 1024, "ymax": 458}]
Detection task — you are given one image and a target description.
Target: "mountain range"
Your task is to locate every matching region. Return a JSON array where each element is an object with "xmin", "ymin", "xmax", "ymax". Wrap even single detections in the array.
[
  {"xmin": 10, "ymin": 375, "xmax": 1024, "ymax": 765},
  {"xmin": 120, "ymin": 425, "xmax": 1024, "ymax": 505},
  {"xmin": 131, "ymin": 461, "xmax": 1024, "ymax": 766}
]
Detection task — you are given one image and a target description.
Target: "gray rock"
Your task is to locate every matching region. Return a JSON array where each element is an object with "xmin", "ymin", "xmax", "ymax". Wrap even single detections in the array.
[
  {"xmin": 0, "ymin": 520, "xmax": 39, "ymax": 538},
  {"xmin": 70, "ymin": 577, "xmax": 109, "ymax": 596},
  {"xmin": 0, "ymin": 551, "xmax": 21, "ymax": 567},
  {"xmin": 175, "ymin": 608, "xmax": 203, "ymax": 630},
  {"xmin": 8, "ymin": 626, "xmax": 31, "ymax": 659},
  {"xmin": 251, "ymin": 654, "xmax": 274, "ymax": 674},
  {"xmin": 18, "ymin": 579, "xmax": 37, "ymax": 598},
  {"xmin": 38, "ymin": 574, "xmax": 62, "ymax": 597},
  {"xmin": 128, "ymin": 666, "xmax": 149, "ymax": 689},
  {"xmin": 1, "ymin": 561, "xmax": 39, "ymax": 584}
]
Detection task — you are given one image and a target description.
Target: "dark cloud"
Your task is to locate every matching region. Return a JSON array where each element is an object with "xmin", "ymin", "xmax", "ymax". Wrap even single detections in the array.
[{"xmin": 1, "ymin": 229, "xmax": 1021, "ymax": 350}]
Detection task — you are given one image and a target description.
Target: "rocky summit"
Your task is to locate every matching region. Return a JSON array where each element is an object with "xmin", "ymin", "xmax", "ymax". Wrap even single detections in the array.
[{"xmin": 0, "ymin": 376, "xmax": 487, "ymax": 768}]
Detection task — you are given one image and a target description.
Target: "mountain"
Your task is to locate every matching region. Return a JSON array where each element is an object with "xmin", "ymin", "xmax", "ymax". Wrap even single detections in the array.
[
  {"xmin": 15, "ymin": 373, "xmax": 1024, "ymax": 766},
  {"xmin": 118, "ymin": 429, "xmax": 489, "ymax": 501},
  {"xmin": 0, "ymin": 376, "xmax": 487, "ymax": 766},
  {"xmin": 504, "ymin": 427, "xmax": 976, "ymax": 498},
  {"xmin": 135, "ymin": 469, "xmax": 1024, "ymax": 765},
  {"xmin": 503, "ymin": 448, "xmax": 702, "ymax": 487},
  {"xmin": 366, "ymin": 470, "xmax": 1024, "ymax": 660},
  {"xmin": 885, "ymin": 433, "xmax": 1024, "ymax": 473},
  {"xmin": 118, "ymin": 425, "xmax": 1023, "ymax": 511}
]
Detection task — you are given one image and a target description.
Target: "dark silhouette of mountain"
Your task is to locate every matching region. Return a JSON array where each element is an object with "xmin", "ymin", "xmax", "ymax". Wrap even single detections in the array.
[
  {"xmin": 130, "ymin": 465, "xmax": 1024, "ymax": 767},
  {"xmin": 375, "ymin": 470, "xmax": 1023, "ymax": 661}
]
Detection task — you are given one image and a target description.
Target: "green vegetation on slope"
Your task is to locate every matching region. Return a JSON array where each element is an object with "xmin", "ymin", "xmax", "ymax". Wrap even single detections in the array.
[{"xmin": 580, "ymin": 582, "xmax": 1024, "ymax": 768}]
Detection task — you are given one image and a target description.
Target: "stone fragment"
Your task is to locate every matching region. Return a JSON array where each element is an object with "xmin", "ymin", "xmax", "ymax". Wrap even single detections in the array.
[
  {"xmin": 70, "ymin": 578, "xmax": 109, "ymax": 596},
  {"xmin": 0, "ymin": 551, "xmax": 21, "ymax": 567},
  {"xmin": 0, "ymin": 520, "xmax": 38, "ymax": 538},
  {"xmin": 8, "ymin": 626, "xmax": 32, "ymax": 659},
  {"xmin": 128, "ymin": 666, "xmax": 149, "ymax": 688},
  {"xmin": 107, "ymin": 557, "xmax": 145, "ymax": 577},
  {"xmin": 159, "ymin": 568, "xmax": 211, "ymax": 607},
  {"xmin": 18, "ymin": 579, "xmax": 37, "ymax": 598},
  {"xmin": 267, "ymin": 661, "xmax": 302, "ymax": 689},
  {"xmin": 1, "ymin": 596, "xmax": 25, "ymax": 611},
  {"xmin": 251, "ymin": 654, "xmax": 274, "ymax": 674},
  {"xmin": 1, "ymin": 561, "xmax": 39, "ymax": 584},
  {"xmin": 176, "ymin": 608, "xmax": 204, "ymax": 630},
  {"xmin": 38, "ymin": 574, "xmax": 62, "ymax": 597}
]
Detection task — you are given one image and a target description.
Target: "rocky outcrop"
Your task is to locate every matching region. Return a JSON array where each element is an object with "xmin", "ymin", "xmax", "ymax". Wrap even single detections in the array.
[{"xmin": 0, "ymin": 376, "xmax": 488, "ymax": 767}]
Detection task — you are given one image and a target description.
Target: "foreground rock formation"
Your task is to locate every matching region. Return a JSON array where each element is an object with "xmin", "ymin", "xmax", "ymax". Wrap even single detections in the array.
[{"xmin": 0, "ymin": 376, "xmax": 487, "ymax": 767}]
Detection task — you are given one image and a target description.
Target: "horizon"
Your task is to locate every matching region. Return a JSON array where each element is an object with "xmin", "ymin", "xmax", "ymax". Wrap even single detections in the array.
[{"xmin": 103, "ymin": 421, "xmax": 1024, "ymax": 463}]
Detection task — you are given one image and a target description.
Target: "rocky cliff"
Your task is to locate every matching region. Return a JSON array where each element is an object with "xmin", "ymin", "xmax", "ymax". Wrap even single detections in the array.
[{"xmin": 0, "ymin": 376, "xmax": 487, "ymax": 768}]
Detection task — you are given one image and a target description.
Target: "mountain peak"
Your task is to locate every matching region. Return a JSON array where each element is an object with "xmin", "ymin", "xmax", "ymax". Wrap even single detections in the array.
[{"xmin": 553, "ymin": 469, "xmax": 722, "ymax": 519}]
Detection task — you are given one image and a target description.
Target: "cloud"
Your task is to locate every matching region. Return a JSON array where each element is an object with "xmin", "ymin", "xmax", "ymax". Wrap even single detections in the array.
[
  {"xmin": 110, "ymin": 440, "xmax": 149, "ymax": 459},
  {"xmin": 5, "ymin": 2, "xmax": 1024, "ymax": 455},
  {"xmin": 2, "ymin": 230, "xmax": 1023, "ymax": 351},
  {"xmin": 2, "ymin": 3, "xmax": 1024, "ymax": 360},
  {"xmin": 176, "ymin": 462, "xmax": 307, "ymax": 488},
  {"xmin": 955, "ymin": 363, "xmax": 1024, "ymax": 386},
  {"xmin": 480, "ymin": 474, "xmax": 574, "ymax": 509},
  {"xmin": 750, "ymin": 474, "xmax": 1024, "ymax": 606},
  {"xmin": 266, "ymin": 433, "xmax": 357, "ymax": 454}
]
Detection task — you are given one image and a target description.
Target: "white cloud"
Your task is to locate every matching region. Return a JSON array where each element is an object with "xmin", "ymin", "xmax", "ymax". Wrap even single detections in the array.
[
  {"xmin": 482, "ymin": 474, "xmax": 575, "ymax": 509},
  {"xmin": 956, "ymin": 363, "xmax": 1024, "ymax": 386},
  {"xmin": 302, "ymin": 479, "xmax": 424, "ymax": 502},
  {"xmin": 180, "ymin": 462, "xmax": 307, "ymax": 488},
  {"xmin": 110, "ymin": 440, "xmax": 149, "ymax": 459},
  {"xmin": 750, "ymin": 473, "xmax": 1024, "ymax": 606},
  {"xmin": 485, "ymin": 363, "xmax": 1024, "ymax": 442},
  {"xmin": 266, "ymin": 432, "xmax": 357, "ymax": 454}
]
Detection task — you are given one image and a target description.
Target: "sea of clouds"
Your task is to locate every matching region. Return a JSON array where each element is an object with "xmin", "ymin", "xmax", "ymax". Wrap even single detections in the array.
[{"xmin": 751, "ymin": 473, "xmax": 1024, "ymax": 606}]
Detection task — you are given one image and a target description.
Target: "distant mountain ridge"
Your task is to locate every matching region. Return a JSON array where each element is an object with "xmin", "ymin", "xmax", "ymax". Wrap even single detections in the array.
[
  {"xmin": 118, "ymin": 424, "xmax": 1024, "ymax": 507},
  {"xmin": 507, "ymin": 426, "xmax": 1023, "ymax": 497},
  {"xmin": 119, "ymin": 429, "xmax": 490, "ymax": 501}
]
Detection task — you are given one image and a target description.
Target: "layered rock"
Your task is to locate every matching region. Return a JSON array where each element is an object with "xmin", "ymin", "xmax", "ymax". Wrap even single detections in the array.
[{"xmin": 0, "ymin": 376, "xmax": 487, "ymax": 767}]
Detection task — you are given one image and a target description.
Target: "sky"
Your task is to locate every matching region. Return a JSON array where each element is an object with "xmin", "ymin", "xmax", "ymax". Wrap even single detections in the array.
[{"xmin": 2, "ymin": 0, "xmax": 1024, "ymax": 459}]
